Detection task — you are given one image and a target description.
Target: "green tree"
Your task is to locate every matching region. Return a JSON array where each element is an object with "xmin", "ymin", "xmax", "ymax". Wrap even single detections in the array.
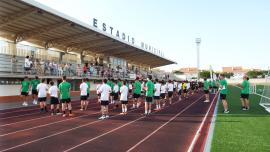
[
  {"xmin": 200, "ymin": 70, "xmax": 211, "ymax": 78},
  {"xmin": 223, "ymin": 72, "xmax": 234, "ymax": 78}
]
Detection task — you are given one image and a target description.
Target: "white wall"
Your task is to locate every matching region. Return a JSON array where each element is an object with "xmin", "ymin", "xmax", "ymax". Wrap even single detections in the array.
[
  {"xmin": 0, "ymin": 82, "xmax": 99, "ymax": 96},
  {"xmin": 0, "ymin": 85, "xmax": 21, "ymax": 96}
]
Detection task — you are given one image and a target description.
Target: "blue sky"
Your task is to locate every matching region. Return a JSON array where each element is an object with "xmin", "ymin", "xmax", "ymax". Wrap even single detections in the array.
[{"xmin": 35, "ymin": 0, "xmax": 270, "ymax": 71}]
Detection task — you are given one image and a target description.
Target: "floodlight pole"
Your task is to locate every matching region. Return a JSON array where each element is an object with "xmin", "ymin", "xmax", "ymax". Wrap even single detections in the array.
[{"xmin": 196, "ymin": 38, "xmax": 201, "ymax": 80}]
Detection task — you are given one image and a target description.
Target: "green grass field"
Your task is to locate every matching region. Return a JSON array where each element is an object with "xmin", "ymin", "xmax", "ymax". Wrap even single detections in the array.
[{"xmin": 211, "ymin": 85, "xmax": 270, "ymax": 152}]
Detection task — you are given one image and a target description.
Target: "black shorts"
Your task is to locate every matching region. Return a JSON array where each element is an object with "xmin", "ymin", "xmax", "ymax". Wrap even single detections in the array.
[
  {"xmin": 154, "ymin": 96, "xmax": 160, "ymax": 100},
  {"xmin": 38, "ymin": 97, "xmax": 47, "ymax": 102},
  {"xmin": 204, "ymin": 90, "xmax": 209, "ymax": 94},
  {"xmin": 87, "ymin": 93, "xmax": 89, "ymax": 98},
  {"xmin": 191, "ymin": 87, "xmax": 195, "ymax": 90},
  {"xmin": 61, "ymin": 98, "xmax": 71, "ymax": 103},
  {"xmin": 121, "ymin": 100, "xmax": 128, "ymax": 104},
  {"xmin": 97, "ymin": 93, "xmax": 101, "ymax": 97},
  {"xmin": 160, "ymin": 93, "xmax": 166, "ymax": 99},
  {"xmin": 168, "ymin": 91, "xmax": 173, "ymax": 98},
  {"xmin": 50, "ymin": 97, "xmax": 59, "ymax": 105},
  {"xmin": 32, "ymin": 90, "xmax": 38, "ymax": 95},
  {"xmin": 24, "ymin": 67, "xmax": 31, "ymax": 71},
  {"xmin": 113, "ymin": 93, "xmax": 119, "ymax": 100},
  {"xmin": 178, "ymin": 90, "xmax": 182, "ymax": 95},
  {"xmin": 80, "ymin": 95, "xmax": 87, "ymax": 100},
  {"xmin": 133, "ymin": 93, "xmax": 140, "ymax": 99},
  {"xmin": 101, "ymin": 100, "xmax": 109, "ymax": 106},
  {"xmin": 173, "ymin": 88, "xmax": 176, "ymax": 92},
  {"xmin": 213, "ymin": 86, "xmax": 218, "ymax": 89},
  {"xmin": 145, "ymin": 97, "xmax": 153, "ymax": 103},
  {"xmin": 183, "ymin": 89, "xmax": 187, "ymax": 93},
  {"xmin": 220, "ymin": 94, "xmax": 227, "ymax": 100},
  {"xmin": 129, "ymin": 89, "xmax": 132, "ymax": 93},
  {"xmin": 241, "ymin": 94, "xmax": 249, "ymax": 99},
  {"xmin": 21, "ymin": 92, "xmax": 28, "ymax": 96}
]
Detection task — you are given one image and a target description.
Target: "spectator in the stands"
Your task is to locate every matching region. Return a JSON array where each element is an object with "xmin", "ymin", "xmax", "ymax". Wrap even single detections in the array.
[
  {"xmin": 11, "ymin": 55, "xmax": 17, "ymax": 74},
  {"xmin": 53, "ymin": 62, "xmax": 57, "ymax": 76},
  {"xmin": 63, "ymin": 63, "xmax": 69, "ymax": 76},
  {"xmin": 76, "ymin": 64, "xmax": 81, "ymax": 77},
  {"xmin": 49, "ymin": 61, "xmax": 53, "ymax": 75},
  {"xmin": 83, "ymin": 63, "xmax": 88, "ymax": 76},
  {"xmin": 58, "ymin": 64, "xmax": 63, "ymax": 76},
  {"xmin": 89, "ymin": 63, "xmax": 94, "ymax": 76},
  {"xmin": 24, "ymin": 56, "xmax": 31, "ymax": 75}
]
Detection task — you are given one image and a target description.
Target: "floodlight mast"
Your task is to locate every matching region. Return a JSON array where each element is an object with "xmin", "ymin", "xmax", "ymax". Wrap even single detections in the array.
[{"xmin": 196, "ymin": 38, "xmax": 201, "ymax": 80}]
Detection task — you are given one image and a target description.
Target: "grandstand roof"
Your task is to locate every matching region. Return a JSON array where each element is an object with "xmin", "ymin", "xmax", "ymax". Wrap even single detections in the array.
[{"xmin": 0, "ymin": 0, "xmax": 176, "ymax": 68}]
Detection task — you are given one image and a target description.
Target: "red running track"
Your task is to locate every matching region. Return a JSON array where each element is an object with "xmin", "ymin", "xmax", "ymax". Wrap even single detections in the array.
[{"xmin": 0, "ymin": 92, "xmax": 218, "ymax": 152}]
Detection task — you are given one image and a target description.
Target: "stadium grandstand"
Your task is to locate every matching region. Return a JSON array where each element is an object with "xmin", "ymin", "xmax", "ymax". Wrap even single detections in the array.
[{"xmin": 0, "ymin": 0, "xmax": 176, "ymax": 98}]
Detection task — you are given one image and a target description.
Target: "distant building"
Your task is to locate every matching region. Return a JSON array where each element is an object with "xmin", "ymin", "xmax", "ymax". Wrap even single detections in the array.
[
  {"xmin": 222, "ymin": 66, "xmax": 249, "ymax": 78},
  {"xmin": 178, "ymin": 67, "xmax": 199, "ymax": 80}
]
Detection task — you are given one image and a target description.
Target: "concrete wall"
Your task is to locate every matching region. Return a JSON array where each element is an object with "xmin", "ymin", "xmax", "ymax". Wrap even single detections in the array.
[{"xmin": 0, "ymin": 82, "xmax": 98, "ymax": 96}]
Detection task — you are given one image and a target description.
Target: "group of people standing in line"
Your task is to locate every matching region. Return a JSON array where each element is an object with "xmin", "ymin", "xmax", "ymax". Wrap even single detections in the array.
[{"xmin": 19, "ymin": 73, "xmax": 250, "ymax": 119}]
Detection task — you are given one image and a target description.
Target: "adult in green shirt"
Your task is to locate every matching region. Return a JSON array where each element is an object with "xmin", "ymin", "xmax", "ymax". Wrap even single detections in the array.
[
  {"xmin": 118, "ymin": 79, "xmax": 123, "ymax": 89},
  {"xmin": 203, "ymin": 78, "xmax": 210, "ymax": 102},
  {"xmin": 132, "ymin": 77, "xmax": 142, "ymax": 109},
  {"xmin": 239, "ymin": 75, "xmax": 250, "ymax": 110},
  {"xmin": 144, "ymin": 75, "xmax": 154, "ymax": 115},
  {"xmin": 218, "ymin": 74, "xmax": 229, "ymax": 113},
  {"xmin": 31, "ymin": 76, "xmax": 40, "ymax": 105},
  {"xmin": 21, "ymin": 76, "xmax": 30, "ymax": 106},
  {"xmin": 59, "ymin": 76, "xmax": 73, "ymax": 117}
]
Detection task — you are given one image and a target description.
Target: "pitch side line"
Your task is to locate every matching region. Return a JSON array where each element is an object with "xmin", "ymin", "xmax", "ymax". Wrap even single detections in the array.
[{"xmin": 187, "ymin": 92, "xmax": 219, "ymax": 152}]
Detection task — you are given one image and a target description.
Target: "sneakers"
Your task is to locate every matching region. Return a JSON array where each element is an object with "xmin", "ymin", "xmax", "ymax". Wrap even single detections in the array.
[
  {"xmin": 204, "ymin": 100, "xmax": 210, "ymax": 103},
  {"xmin": 224, "ymin": 110, "xmax": 230, "ymax": 114},
  {"xmin": 22, "ymin": 101, "xmax": 28, "ymax": 106},
  {"xmin": 105, "ymin": 115, "xmax": 109, "ymax": 119},
  {"xmin": 242, "ymin": 107, "xmax": 250, "ymax": 111},
  {"xmin": 33, "ymin": 100, "xmax": 37, "ymax": 105},
  {"xmin": 120, "ymin": 112, "xmax": 125, "ymax": 115},
  {"xmin": 62, "ymin": 114, "xmax": 67, "ymax": 117},
  {"xmin": 80, "ymin": 108, "xmax": 84, "ymax": 111},
  {"xmin": 69, "ymin": 113, "xmax": 74, "ymax": 117},
  {"xmin": 98, "ymin": 115, "xmax": 105, "ymax": 120}
]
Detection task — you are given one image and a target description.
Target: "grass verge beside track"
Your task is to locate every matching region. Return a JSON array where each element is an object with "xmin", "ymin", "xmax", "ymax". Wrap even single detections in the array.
[{"xmin": 211, "ymin": 85, "xmax": 270, "ymax": 152}]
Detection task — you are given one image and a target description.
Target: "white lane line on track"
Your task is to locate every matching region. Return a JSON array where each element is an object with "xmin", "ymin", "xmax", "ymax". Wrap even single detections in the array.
[
  {"xmin": 0, "ymin": 107, "xmax": 100, "ymax": 137},
  {"xmin": 126, "ymin": 95, "xmax": 204, "ymax": 152},
  {"xmin": 0, "ymin": 105, "xmax": 99, "ymax": 127},
  {"xmin": 63, "ymin": 95, "xmax": 204, "ymax": 152},
  {"xmin": 0, "ymin": 100, "xmax": 99, "ymax": 120},
  {"xmin": 0, "ymin": 94, "xmax": 200, "ymax": 152},
  {"xmin": 0, "ymin": 106, "xmax": 144, "ymax": 152},
  {"xmin": 187, "ymin": 92, "xmax": 219, "ymax": 152}
]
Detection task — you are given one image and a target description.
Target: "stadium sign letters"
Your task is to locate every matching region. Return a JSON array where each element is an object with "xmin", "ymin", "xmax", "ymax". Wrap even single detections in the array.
[
  {"xmin": 92, "ymin": 18, "xmax": 164, "ymax": 57},
  {"xmin": 93, "ymin": 18, "xmax": 135, "ymax": 45}
]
